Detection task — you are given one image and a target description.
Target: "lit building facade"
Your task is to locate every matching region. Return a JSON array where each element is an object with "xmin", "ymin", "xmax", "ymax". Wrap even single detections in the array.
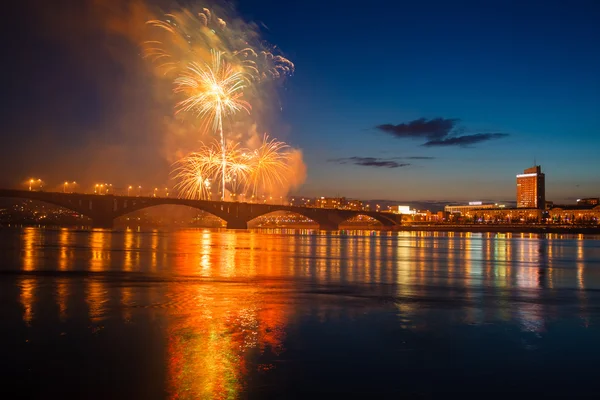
[
  {"xmin": 315, "ymin": 197, "xmax": 345, "ymax": 209},
  {"xmin": 516, "ymin": 165, "xmax": 545, "ymax": 209},
  {"xmin": 577, "ymin": 198, "xmax": 599, "ymax": 206},
  {"xmin": 444, "ymin": 202, "xmax": 505, "ymax": 214},
  {"xmin": 314, "ymin": 197, "xmax": 365, "ymax": 210},
  {"xmin": 548, "ymin": 205, "xmax": 600, "ymax": 224},
  {"xmin": 345, "ymin": 199, "xmax": 364, "ymax": 211},
  {"xmin": 443, "ymin": 202, "xmax": 543, "ymax": 223},
  {"xmin": 390, "ymin": 205, "xmax": 415, "ymax": 215}
]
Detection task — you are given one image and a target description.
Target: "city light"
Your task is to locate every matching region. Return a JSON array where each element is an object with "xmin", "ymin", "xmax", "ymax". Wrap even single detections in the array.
[
  {"xmin": 63, "ymin": 181, "xmax": 76, "ymax": 193},
  {"xmin": 26, "ymin": 178, "xmax": 43, "ymax": 192}
]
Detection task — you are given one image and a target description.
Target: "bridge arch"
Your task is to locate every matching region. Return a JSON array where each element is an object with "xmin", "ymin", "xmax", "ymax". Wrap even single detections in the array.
[
  {"xmin": 245, "ymin": 207, "xmax": 342, "ymax": 230},
  {"xmin": 114, "ymin": 204, "xmax": 226, "ymax": 228},
  {"xmin": 110, "ymin": 198, "xmax": 253, "ymax": 229},
  {"xmin": 245, "ymin": 206, "xmax": 401, "ymax": 230},
  {"xmin": 247, "ymin": 210, "xmax": 319, "ymax": 228},
  {"xmin": 338, "ymin": 214, "xmax": 384, "ymax": 228},
  {"xmin": 0, "ymin": 193, "xmax": 95, "ymax": 223},
  {"xmin": 353, "ymin": 212, "xmax": 399, "ymax": 227}
]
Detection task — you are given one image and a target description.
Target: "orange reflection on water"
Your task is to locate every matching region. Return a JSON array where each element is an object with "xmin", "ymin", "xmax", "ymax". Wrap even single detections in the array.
[
  {"xmin": 151, "ymin": 230, "xmax": 159, "ymax": 272},
  {"xmin": 87, "ymin": 280, "xmax": 107, "ymax": 323},
  {"xmin": 87, "ymin": 229, "xmax": 110, "ymax": 322},
  {"xmin": 577, "ymin": 238, "xmax": 585, "ymax": 291},
  {"xmin": 57, "ymin": 278, "xmax": 69, "ymax": 321},
  {"xmin": 90, "ymin": 229, "xmax": 110, "ymax": 272},
  {"xmin": 124, "ymin": 229, "xmax": 134, "ymax": 271},
  {"xmin": 22, "ymin": 227, "xmax": 37, "ymax": 272},
  {"xmin": 57, "ymin": 228, "xmax": 73, "ymax": 323},
  {"xmin": 20, "ymin": 278, "xmax": 36, "ymax": 326},
  {"xmin": 20, "ymin": 228, "xmax": 40, "ymax": 325},
  {"xmin": 166, "ymin": 230, "xmax": 289, "ymax": 400}
]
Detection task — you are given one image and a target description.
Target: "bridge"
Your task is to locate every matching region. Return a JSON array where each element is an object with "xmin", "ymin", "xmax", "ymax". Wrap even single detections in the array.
[{"xmin": 0, "ymin": 189, "xmax": 402, "ymax": 230}]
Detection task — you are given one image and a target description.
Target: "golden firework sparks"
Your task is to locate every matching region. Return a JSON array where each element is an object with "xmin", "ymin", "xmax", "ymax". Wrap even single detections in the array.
[
  {"xmin": 174, "ymin": 50, "xmax": 251, "ymax": 200},
  {"xmin": 247, "ymin": 135, "xmax": 291, "ymax": 199},
  {"xmin": 173, "ymin": 135, "xmax": 291, "ymax": 202}
]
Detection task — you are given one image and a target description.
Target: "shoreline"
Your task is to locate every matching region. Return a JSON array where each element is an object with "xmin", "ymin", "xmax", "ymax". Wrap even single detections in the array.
[
  {"xmin": 2, "ymin": 223, "xmax": 600, "ymax": 235},
  {"xmin": 395, "ymin": 224, "xmax": 600, "ymax": 234}
]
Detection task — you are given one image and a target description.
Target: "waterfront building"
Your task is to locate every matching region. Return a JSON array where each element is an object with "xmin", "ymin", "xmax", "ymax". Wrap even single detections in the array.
[
  {"xmin": 443, "ymin": 202, "xmax": 542, "ymax": 223},
  {"xmin": 315, "ymin": 197, "xmax": 345, "ymax": 209},
  {"xmin": 548, "ymin": 204, "xmax": 600, "ymax": 224},
  {"xmin": 390, "ymin": 205, "xmax": 415, "ymax": 215},
  {"xmin": 517, "ymin": 165, "xmax": 545, "ymax": 209},
  {"xmin": 577, "ymin": 198, "xmax": 599, "ymax": 206},
  {"xmin": 344, "ymin": 199, "xmax": 364, "ymax": 211},
  {"xmin": 444, "ymin": 202, "xmax": 506, "ymax": 215}
]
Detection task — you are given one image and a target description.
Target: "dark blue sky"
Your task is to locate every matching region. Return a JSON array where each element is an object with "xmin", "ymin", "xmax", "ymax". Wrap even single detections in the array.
[
  {"xmin": 237, "ymin": 0, "xmax": 600, "ymax": 202},
  {"xmin": 2, "ymin": 0, "xmax": 599, "ymax": 202}
]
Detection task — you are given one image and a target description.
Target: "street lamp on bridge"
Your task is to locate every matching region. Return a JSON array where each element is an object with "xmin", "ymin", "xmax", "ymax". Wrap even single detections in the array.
[
  {"xmin": 127, "ymin": 186, "xmax": 132, "ymax": 196},
  {"xmin": 63, "ymin": 181, "xmax": 76, "ymax": 193},
  {"xmin": 26, "ymin": 178, "xmax": 42, "ymax": 191}
]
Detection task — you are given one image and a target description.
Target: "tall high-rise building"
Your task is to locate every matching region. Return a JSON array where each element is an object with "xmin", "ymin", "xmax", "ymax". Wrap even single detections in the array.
[{"xmin": 516, "ymin": 165, "xmax": 545, "ymax": 209}]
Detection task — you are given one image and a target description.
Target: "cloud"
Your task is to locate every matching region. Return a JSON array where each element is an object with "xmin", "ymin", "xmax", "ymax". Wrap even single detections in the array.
[
  {"xmin": 329, "ymin": 157, "xmax": 410, "ymax": 169},
  {"xmin": 401, "ymin": 156, "xmax": 436, "ymax": 160},
  {"xmin": 423, "ymin": 133, "xmax": 509, "ymax": 147},
  {"xmin": 377, "ymin": 118, "xmax": 458, "ymax": 140},
  {"xmin": 375, "ymin": 117, "xmax": 509, "ymax": 147}
]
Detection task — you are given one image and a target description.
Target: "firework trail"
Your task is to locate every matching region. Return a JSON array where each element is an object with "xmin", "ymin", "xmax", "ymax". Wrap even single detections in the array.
[
  {"xmin": 174, "ymin": 50, "xmax": 251, "ymax": 200},
  {"xmin": 143, "ymin": 4, "xmax": 303, "ymax": 202}
]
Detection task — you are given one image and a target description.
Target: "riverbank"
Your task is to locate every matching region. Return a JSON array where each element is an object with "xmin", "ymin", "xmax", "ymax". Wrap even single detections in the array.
[{"xmin": 397, "ymin": 224, "xmax": 600, "ymax": 234}]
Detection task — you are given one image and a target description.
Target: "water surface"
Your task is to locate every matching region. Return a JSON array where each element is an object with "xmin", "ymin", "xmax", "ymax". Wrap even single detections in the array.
[{"xmin": 1, "ymin": 227, "xmax": 600, "ymax": 398}]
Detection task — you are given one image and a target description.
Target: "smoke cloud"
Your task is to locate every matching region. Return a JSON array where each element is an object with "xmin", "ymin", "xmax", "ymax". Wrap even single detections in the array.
[{"xmin": 1, "ymin": 0, "xmax": 305, "ymax": 199}]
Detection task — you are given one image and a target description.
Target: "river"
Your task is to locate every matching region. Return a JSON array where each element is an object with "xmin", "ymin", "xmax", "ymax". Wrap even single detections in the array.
[{"xmin": 1, "ymin": 227, "xmax": 600, "ymax": 398}]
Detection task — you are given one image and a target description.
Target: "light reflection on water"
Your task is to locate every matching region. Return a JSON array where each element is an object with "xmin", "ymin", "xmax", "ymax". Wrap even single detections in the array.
[{"xmin": 2, "ymin": 228, "xmax": 600, "ymax": 398}]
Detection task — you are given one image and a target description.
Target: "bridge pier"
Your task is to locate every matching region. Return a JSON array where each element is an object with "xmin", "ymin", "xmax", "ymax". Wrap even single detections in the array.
[
  {"xmin": 226, "ymin": 219, "xmax": 248, "ymax": 230},
  {"xmin": 318, "ymin": 221, "xmax": 340, "ymax": 231},
  {"xmin": 91, "ymin": 218, "xmax": 114, "ymax": 229}
]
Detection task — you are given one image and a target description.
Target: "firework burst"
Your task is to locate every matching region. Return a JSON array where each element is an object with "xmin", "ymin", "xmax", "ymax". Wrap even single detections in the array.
[
  {"xmin": 143, "ymin": 5, "xmax": 303, "ymax": 203},
  {"xmin": 174, "ymin": 50, "xmax": 251, "ymax": 200},
  {"xmin": 172, "ymin": 135, "xmax": 291, "ymax": 201},
  {"xmin": 172, "ymin": 144, "xmax": 218, "ymax": 200},
  {"xmin": 247, "ymin": 135, "xmax": 291, "ymax": 198},
  {"xmin": 144, "ymin": 8, "xmax": 294, "ymax": 82},
  {"xmin": 174, "ymin": 51, "xmax": 251, "ymax": 129}
]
